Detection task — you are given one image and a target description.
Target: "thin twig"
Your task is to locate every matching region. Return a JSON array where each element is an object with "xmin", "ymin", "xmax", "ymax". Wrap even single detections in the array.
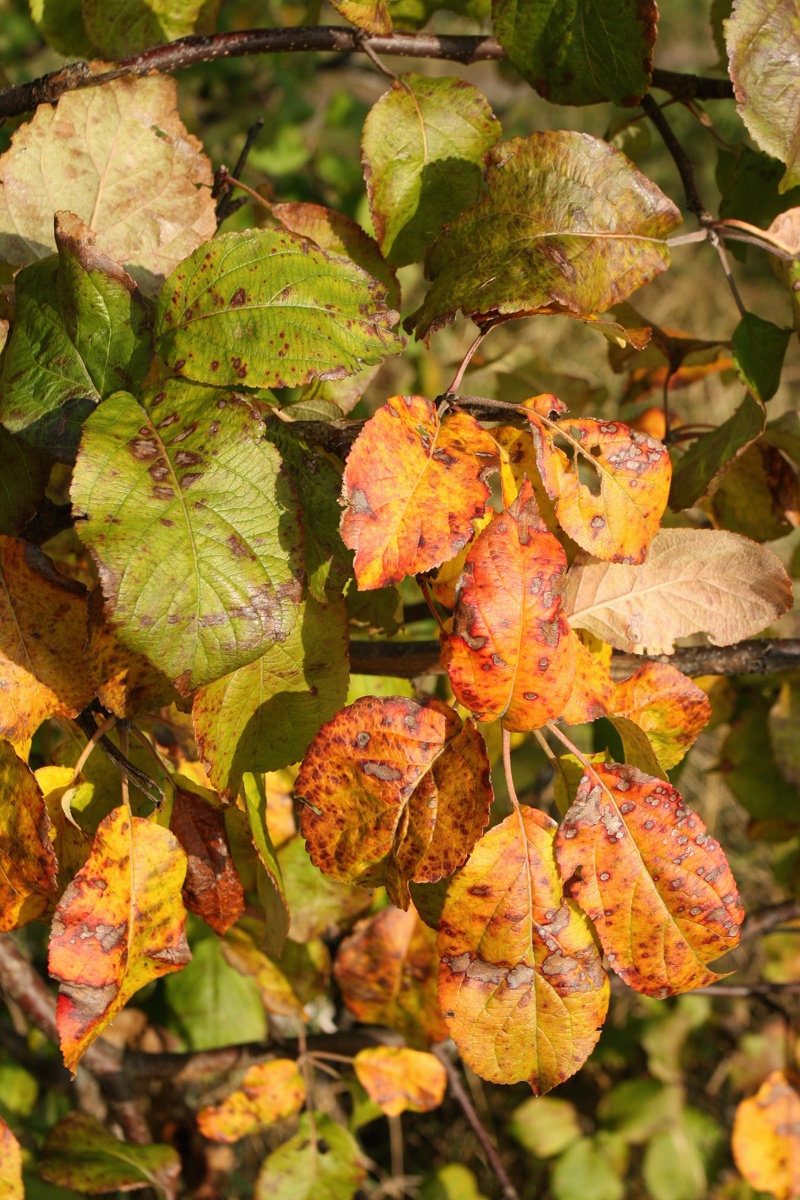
[
  {"xmin": 502, "ymin": 728, "xmax": 521, "ymax": 813},
  {"xmin": 640, "ymin": 93, "xmax": 710, "ymax": 221},
  {"xmin": 708, "ymin": 227, "xmax": 747, "ymax": 317},
  {"xmin": 448, "ymin": 331, "xmax": 487, "ymax": 394},
  {"xmin": 74, "ymin": 708, "xmax": 164, "ymax": 807},
  {"xmin": 215, "ymin": 116, "xmax": 265, "ymax": 224}
]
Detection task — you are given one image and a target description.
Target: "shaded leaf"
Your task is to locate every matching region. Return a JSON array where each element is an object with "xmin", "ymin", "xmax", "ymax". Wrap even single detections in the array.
[
  {"xmin": 242, "ymin": 773, "xmax": 290, "ymax": 959},
  {"xmin": 49, "ymin": 807, "xmax": 191, "ymax": 1071},
  {"xmin": 711, "ymin": 442, "xmax": 800, "ymax": 542},
  {"xmin": 353, "ymin": 1047, "xmax": 446, "ymax": 1116},
  {"xmin": 612, "ymin": 663, "xmax": 712, "ymax": 770},
  {"xmin": 0, "ymin": 1117, "xmax": 22, "ymax": 1200},
  {"xmin": 726, "ymin": 0, "xmax": 800, "ymax": 192},
  {"xmin": 0, "ymin": 77, "xmax": 216, "ymax": 295},
  {"xmin": 770, "ymin": 678, "xmax": 800, "ymax": 789},
  {"xmin": 28, "ymin": 0, "xmax": 91, "ymax": 56},
  {"xmin": 561, "ymin": 635, "xmax": 616, "ymax": 726},
  {"xmin": 0, "ymin": 426, "xmax": 50, "ymax": 536},
  {"xmin": 407, "ymin": 132, "xmax": 681, "ymax": 340},
  {"xmin": 720, "ymin": 696, "xmax": 800, "ymax": 840},
  {"xmin": 608, "ymin": 715, "xmax": 669, "ymax": 783},
  {"xmin": 82, "ymin": 0, "xmax": 221, "ymax": 58},
  {"xmin": 566, "ymin": 527, "xmax": 793, "ymax": 654},
  {"xmin": 165, "ymin": 934, "xmax": 267, "ymax": 1049},
  {"xmin": 362, "ymin": 75, "xmax": 501, "ymax": 266},
  {"xmin": 341, "ymin": 393, "xmax": 497, "ymax": 589},
  {"xmin": 255, "ymin": 1113, "xmax": 367, "ymax": 1200},
  {"xmin": 85, "ymin": 587, "xmax": 178, "ymax": 720},
  {"xmin": 0, "ymin": 741, "xmax": 58, "ymax": 930},
  {"xmin": 0, "ymin": 536, "xmax": 94, "ymax": 748},
  {"xmin": 556, "ymin": 763, "xmax": 743, "ymax": 997},
  {"xmin": 39, "ymin": 1112, "xmax": 181, "ymax": 1198},
  {"xmin": 731, "ymin": 1070, "xmax": 800, "ymax": 1200},
  {"xmin": 278, "ymin": 835, "xmax": 371, "ymax": 942},
  {"xmin": 334, "ymin": 905, "xmax": 448, "ymax": 1046},
  {"xmin": 642, "ymin": 1123, "xmax": 707, "ymax": 1200},
  {"xmin": 346, "ymin": 581, "xmax": 403, "ymax": 635},
  {"xmin": 155, "ymin": 228, "xmax": 404, "ymax": 390},
  {"xmin": 551, "ymin": 1136, "xmax": 625, "ymax": 1200},
  {"xmin": 329, "ymin": 0, "xmax": 392, "ymax": 33},
  {"xmin": 36, "ymin": 764, "xmax": 92, "ymax": 891},
  {"xmin": 169, "ymin": 788, "xmax": 245, "ymax": 936},
  {"xmin": 732, "ymin": 312, "xmax": 791, "ymax": 401},
  {"xmin": 493, "ymin": 0, "xmax": 657, "ymax": 106},
  {"xmin": 438, "ymin": 806, "xmax": 608, "ymax": 1091},
  {"xmin": 194, "ymin": 593, "xmax": 348, "ymax": 801},
  {"xmin": 71, "ymin": 382, "xmax": 304, "ymax": 694},
  {"xmin": 297, "ymin": 696, "xmax": 493, "ymax": 909},
  {"xmin": 418, "ymin": 1164, "xmax": 489, "ymax": 1200},
  {"xmin": 443, "ymin": 481, "xmax": 576, "ymax": 730},
  {"xmin": 197, "ymin": 1059, "xmax": 306, "ymax": 1143},
  {"xmin": 509, "ymin": 1095, "xmax": 582, "ymax": 1159},
  {"xmin": 669, "ymin": 392, "xmax": 766, "ymax": 511}
]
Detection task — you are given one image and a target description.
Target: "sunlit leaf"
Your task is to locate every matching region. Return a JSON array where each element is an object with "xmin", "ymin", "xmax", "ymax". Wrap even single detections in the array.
[
  {"xmin": 222, "ymin": 926, "xmax": 330, "ymax": 1019},
  {"xmin": 732, "ymin": 1070, "xmax": 800, "ymax": 1200},
  {"xmin": 438, "ymin": 806, "xmax": 608, "ymax": 1091},
  {"xmin": 555, "ymin": 763, "xmax": 743, "ymax": 997},
  {"xmin": 329, "ymin": 0, "xmax": 392, "ymax": 33},
  {"xmin": 297, "ymin": 696, "xmax": 492, "ymax": 908},
  {"xmin": 0, "ymin": 741, "xmax": 58, "ymax": 930},
  {"xmin": 255, "ymin": 1113, "xmax": 367, "ymax": 1200},
  {"xmin": 278, "ymin": 835, "xmax": 371, "ymax": 942},
  {"xmin": 242, "ymin": 773, "xmax": 290, "ymax": 959},
  {"xmin": 407, "ymin": 132, "xmax": 681, "ymax": 340},
  {"xmin": 169, "ymin": 788, "xmax": 245, "ymax": 936},
  {"xmin": 49, "ymin": 806, "xmax": 191, "ymax": 1071},
  {"xmin": 197, "ymin": 1060, "xmax": 306, "ymax": 1143},
  {"xmin": 0, "ymin": 1117, "xmax": 22, "ymax": 1200},
  {"xmin": 612, "ymin": 664, "xmax": 711, "ymax": 771},
  {"xmin": 353, "ymin": 1047, "xmax": 447, "ymax": 1116},
  {"xmin": 341, "ymin": 393, "xmax": 497, "ymax": 589},
  {"xmin": 71, "ymin": 382, "xmax": 304, "ymax": 694},
  {"xmin": 510, "ymin": 1095, "xmax": 582, "ymax": 1159},
  {"xmin": 443, "ymin": 480, "xmax": 576, "ymax": 730},
  {"xmin": 561, "ymin": 635, "xmax": 615, "ymax": 725},
  {"xmin": 85, "ymin": 587, "xmax": 178, "ymax": 720},
  {"xmin": 82, "ymin": 0, "xmax": 221, "ymax": 58},
  {"xmin": 39, "ymin": 1112, "xmax": 181, "ymax": 1198},
  {"xmin": 362, "ymin": 75, "xmax": 501, "ymax": 266}
]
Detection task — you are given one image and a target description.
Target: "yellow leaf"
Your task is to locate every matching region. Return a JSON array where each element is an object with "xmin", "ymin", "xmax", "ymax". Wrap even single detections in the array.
[
  {"xmin": 197, "ymin": 1060, "xmax": 306, "ymax": 1143},
  {"xmin": 732, "ymin": 1070, "xmax": 800, "ymax": 1200},
  {"xmin": 0, "ymin": 741, "xmax": 58, "ymax": 930},
  {"xmin": 354, "ymin": 1047, "xmax": 446, "ymax": 1117}
]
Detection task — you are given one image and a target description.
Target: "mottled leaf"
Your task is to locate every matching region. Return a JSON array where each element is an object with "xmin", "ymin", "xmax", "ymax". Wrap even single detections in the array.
[
  {"xmin": 71, "ymin": 382, "xmax": 303, "ymax": 694},
  {"xmin": 556, "ymin": 763, "xmax": 743, "ymax": 997},
  {"xmin": 0, "ymin": 77, "xmax": 216, "ymax": 295},
  {"xmin": 362, "ymin": 75, "xmax": 501, "ymax": 266},
  {"xmin": 49, "ymin": 806, "xmax": 191, "ymax": 1071},
  {"xmin": 612, "ymin": 664, "xmax": 712, "ymax": 770},
  {"xmin": 155, "ymin": 228, "xmax": 403, "ymax": 390},
  {"xmin": 566, "ymin": 528, "xmax": 794, "ymax": 654},
  {"xmin": 278, "ymin": 835, "xmax": 371, "ymax": 942},
  {"xmin": 493, "ymin": 0, "xmax": 657, "ymax": 106},
  {"xmin": 85, "ymin": 587, "xmax": 178, "ymax": 720},
  {"xmin": 732, "ymin": 1070, "xmax": 800, "ymax": 1200},
  {"xmin": 0, "ymin": 741, "xmax": 57, "ymax": 930},
  {"xmin": 0, "ymin": 1117, "xmax": 22, "ymax": 1200},
  {"xmin": 334, "ymin": 904, "xmax": 448, "ymax": 1046},
  {"xmin": 0, "ymin": 426, "xmax": 50, "ymax": 536},
  {"xmin": 407, "ymin": 132, "xmax": 681, "ymax": 340},
  {"xmin": 193, "ymin": 593, "xmax": 349, "ymax": 800},
  {"xmin": 443, "ymin": 481, "xmax": 576, "ymax": 730},
  {"xmin": 255, "ymin": 1113, "xmax": 367, "ymax": 1200},
  {"xmin": 726, "ymin": 0, "xmax": 800, "ymax": 192},
  {"xmin": 353, "ymin": 1047, "xmax": 446, "ymax": 1116},
  {"xmin": 438, "ymin": 806, "xmax": 608, "ymax": 1091},
  {"xmin": 197, "ymin": 1059, "xmax": 306, "ymax": 1143},
  {"xmin": 330, "ymin": 0, "xmax": 392, "ymax": 32},
  {"xmin": 297, "ymin": 696, "xmax": 493, "ymax": 909},
  {"xmin": 39, "ymin": 1111, "xmax": 181, "ymax": 1198},
  {"xmin": 341, "ymin": 394, "xmax": 497, "ymax": 589},
  {"xmin": 170, "ymin": 788, "xmax": 245, "ymax": 935},
  {"xmin": 0, "ymin": 536, "xmax": 94, "ymax": 747},
  {"xmin": 669, "ymin": 392, "xmax": 765, "ymax": 511},
  {"xmin": 529, "ymin": 415, "xmax": 671, "ymax": 563},
  {"xmin": 82, "ymin": 0, "xmax": 221, "ymax": 58},
  {"xmin": 732, "ymin": 312, "xmax": 791, "ymax": 401}
]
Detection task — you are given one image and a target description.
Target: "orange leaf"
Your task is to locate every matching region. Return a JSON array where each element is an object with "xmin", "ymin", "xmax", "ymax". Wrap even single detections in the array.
[
  {"xmin": 0, "ymin": 741, "xmax": 58, "ymax": 930},
  {"xmin": 334, "ymin": 905, "xmax": 448, "ymax": 1047},
  {"xmin": 353, "ymin": 1047, "xmax": 446, "ymax": 1117},
  {"xmin": 443, "ymin": 481, "xmax": 576, "ymax": 731},
  {"xmin": 732, "ymin": 1070, "xmax": 800, "ymax": 1200},
  {"xmin": 49, "ymin": 807, "xmax": 191, "ymax": 1071},
  {"xmin": 612, "ymin": 663, "xmax": 711, "ymax": 770},
  {"xmin": 197, "ymin": 1059, "xmax": 306, "ymax": 1143},
  {"xmin": 0, "ymin": 1116, "xmax": 23, "ymax": 1200},
  {"xmin": 560, "ymin": 635, "xmax": 615, "ymax": 725},
  {"xmin": 438, "ymin": 806, "xmax": 608, "ymax": 1092},
  {"xmin": 0, "ymin": 536, "xmax": 94, "ymax": 748},
  {"xmin": 341, "ymin": 394, "xmax": 497, "ymax": 589},
  {"xmin": 529, "ymin": 415, "xmax": 671, "ymax": 563},
  {"xmin": 169, "ymin": 788, "xmax": 245, "ymax": 936},
  {"xmin": 297, "ymin": 696, "xmax": 492, "ymax": 909},
  {"xmin": 555, "ymin": 763, "xmax": 743, "ymax": 998}
]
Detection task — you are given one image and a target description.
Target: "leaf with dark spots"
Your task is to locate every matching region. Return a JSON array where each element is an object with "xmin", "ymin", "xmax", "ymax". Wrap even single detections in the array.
[
  {"xmin": 0, "ymin": 741, "xmax": 58, "ymax": 931},
  {"xmin": 169, "ymin": 788, "xmax": 245, "ymax": 935},
  {"xmin": 71, "ymin": 380, "xmax": 304, "ymax": 692},
  {"xmin": 296, "ymin": 695, "xmax": 492, "ymax": 909}
]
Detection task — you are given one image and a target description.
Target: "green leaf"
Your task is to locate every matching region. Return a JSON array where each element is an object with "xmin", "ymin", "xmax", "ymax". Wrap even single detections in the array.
[
  {"xmin": 642, "ymin": 1125, "xmax": 707, "ymax": 1200},
  {"xmin": 39, "ymin": 1112, "xmax": 181, "ymax": 1197},
  {"xmin": 193, "ymin": 592, "xmax": 349, "ymax": 799},
  {"xmin": 71, "ymin": 382, "xmax": 303, "ymax": 694},
  {"xmin": 492, "ymin": 0, "xmax": 657, "ymax": 106},
  {"xmin": 278, "ymin": 834, "xmax": 371, "ymax": 942},
  {"xmin": 165, "ymin": 935, "xmax": 267, "ymax": 1050},
  {"xmin": 329, "ymin": 0, "xmax": 392, "ymax": 34},
  {"xmin": 732, "ymin": 313, "xmax": 790, "ymax": 401},
  {"xmin": 28, "ymin": 0, "xmax": 91, "ymax": 56},
  {"xmin": 720, "ymin": 695, "xmax": 800, "ymax": 839},
  {"xmin": 406, "ymin": 132, "xmax": 681, "ymax": 340},
  {"xmin": 361, "ymin": 75, "xmax": 501, "ymax": 267},
  {"xmin": 82, "ymin": 0, "xmax": 221, "ymax": 58},
  {"xmin": 710, "ymin": 443, "xmax": 797, "ymax": 542},
  {"xmin": 155, "ymin": 228, "xmax": 404, "ymax": 390},
  {"xmin": 608, "ymin": 716, "xmax": 669, "ymax": 783},
  {"xmin": 550, "ymin": 1137, "xmax": 625, "ymax": 1200},
  {"xmin": 764, "ymin": 408, "xmax": 800, "ymax": 462},
  {"xmin": 346, "ymin": 582, "xmax": 404, "ymax": 635},
  {"xmin": 669, "ymin": 392, "xmax": 765, "ymax": 510},
  {"xmin": 239, "ymin": 773, "xmax": 290, "ymax": 959},
  {"xmin": 418, "ymin": 1164, "xmax": 489, "ymax": 1200},
  {"xmin": 717, "ymin": 145, "xmax": 800, "ymax": 230},
  {"xmin": 725, "ymin": 0, "xmax": 800, "ymax": 192},
  {"xmin": 0, "ymin": 427, "xmax": 50, "ymax": 535},
  {"xmin": 597, "ymin": 1079, "xmax": 678, "ymax": 1145},
  {"xmin": 255, "ymin": 1113, "xmax": 368, "ymax": 1200},
  {"xmin": 509, "ymin": 1096, "xmax": 582, "ymax": 1159}
]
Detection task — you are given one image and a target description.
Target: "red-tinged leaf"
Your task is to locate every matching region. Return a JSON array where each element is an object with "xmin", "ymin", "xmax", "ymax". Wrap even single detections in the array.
[
  {"xmin": 297, "ymin": 696, "xmax": 493, "ymax": 909},
  {"xmin": 0, "ymin": 536, "xmax": 94, "ymax": 748},
  {"xmin": 443, "ymin": 481, "xmax": 576, "ymax": 731},
  {"xmin": 0, "ymin": 1116, "xmax": 23, "ymax": 1200},
  {"xmin": 39, "ymin": 1111, "xmax": 181, "ymax": 1198},
  {"xmin": 612, "ymin": 664, "xmax": 712, "ymax": 771},
  {"xmin": 169, "ymin": 788, "xmax": 245, "ymax": 936},
  {"xmin": 0, "ymin": 740, "xmax": 58, "ymax": 930},
  {"xmin": 329, "ymin": 0, "xmax": 392, "ymax": 34},
  {"xmin": 49, "ymin": 807, "xmax": 191, "ymax": 1072},
  {"xmin": 341, "ymin": 394, "xmax": 497, "ymax": 590},
  {"xmin": 334, "ymin": 905, "xmax": 449, "ymax": 1047},
  {"xmin": 491, "ymin": 422, "xmax": 559, "ymax": 530},
  {"xmin": 528, "ymin": 415, "xmax": 671, "ymax": 564},
  {"xmin": 197, "ymin": 1059, "xmax": 306, "ymax": 1143},
  {"xmin": 438, "ymin": 806, "xmax": 608, "ymax": 1092},
  {"xmin": 353, "ymin": 1047, "xmax": 447, "ymax": 1116},
  {"xmin": 560, "ymin": 636, "xmax": 615, "ymax": 725},
  {"xmin": 555, "ymin": 763, "xmax": 744, "ymax": 998},
  {"xmin": 732, "ymin": 1070, "xmax": 800, "ymax": 1200}
]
